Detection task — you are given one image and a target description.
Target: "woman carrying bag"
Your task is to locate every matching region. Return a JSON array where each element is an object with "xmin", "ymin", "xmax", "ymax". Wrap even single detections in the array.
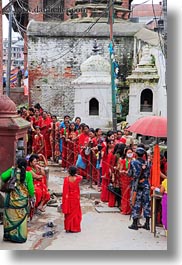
[{"xmin": 0, "ymin": 158, "xmax": 35, "ymax": 243}]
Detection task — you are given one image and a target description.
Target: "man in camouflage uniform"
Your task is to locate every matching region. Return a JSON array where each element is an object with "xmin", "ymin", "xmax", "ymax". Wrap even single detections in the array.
[{"xmin": 128, "ymin": 147, "xmax": 151, "ymax": 230}]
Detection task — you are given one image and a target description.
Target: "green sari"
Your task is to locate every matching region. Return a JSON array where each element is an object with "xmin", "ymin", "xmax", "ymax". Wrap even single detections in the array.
[{"xmin": 1, "ymin": 168, "xmax": 34, "ymax": 243}]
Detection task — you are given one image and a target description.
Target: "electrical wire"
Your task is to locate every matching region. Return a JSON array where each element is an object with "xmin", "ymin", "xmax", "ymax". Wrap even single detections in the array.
[
  {"xmin": 45, "ymin": 0, "xmax": 111, "ymax": 63},
  {"xmin": 14, "ymin": 0, "xmax": 110, "ymax": 55},
  {"xmin": 12, "ymin": 12, "xmax": 30, "ymax": 50},
  {"xmin": 151, "ymin": 0, "xmax": 165, "ymax": 56}
]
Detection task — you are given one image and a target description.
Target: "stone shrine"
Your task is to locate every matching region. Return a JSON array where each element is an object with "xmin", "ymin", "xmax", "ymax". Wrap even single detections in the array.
[
  {"xmin": 126, "ymin": 45, "xmax": 160, "ymax": 125},
  {"xmin": 73, "ymin": 50, "xmax": 112, "ymax": 129}
]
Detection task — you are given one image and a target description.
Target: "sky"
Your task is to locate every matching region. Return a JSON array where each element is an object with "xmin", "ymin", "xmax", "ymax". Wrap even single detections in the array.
[{"xmin": 1, "ymin": 0, "xmax": 165, "ymax": 39}]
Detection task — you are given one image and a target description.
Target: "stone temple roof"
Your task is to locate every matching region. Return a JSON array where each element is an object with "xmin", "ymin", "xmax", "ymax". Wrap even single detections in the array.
[
  {"xmin": 81, "ymin": 54, "xmax": 110, "ymax": 75},
  {"xmin": 27, "ymin": 19, "xmax": 145, "ymax": 38},
  {"xmin": 134, "ymin": 27, "xmax": 160, "ymax": 46},
  {"xmin": 127, "ymin": 45, "xmax": 159, "ymax": 81},
  {"xmin": 73, "ymin": 54, "xmax": 111, "ymax": 85}
]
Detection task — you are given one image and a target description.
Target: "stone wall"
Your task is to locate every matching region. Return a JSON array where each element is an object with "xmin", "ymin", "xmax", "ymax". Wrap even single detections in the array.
[{"xmin": 27, "ymin": 20, "xmax": 144, "ymax": 118}]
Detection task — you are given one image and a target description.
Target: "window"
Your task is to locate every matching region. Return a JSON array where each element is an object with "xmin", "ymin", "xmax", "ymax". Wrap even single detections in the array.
[
  {"xmin": 140, "ymin": 89, "xmax": 153, "ymax": 112},
  {"xmin": 89, "ymin": 98, "xmax": 99, "ymax": 116}
]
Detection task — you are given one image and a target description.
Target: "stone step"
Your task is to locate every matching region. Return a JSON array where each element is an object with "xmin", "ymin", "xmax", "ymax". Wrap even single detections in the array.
[
  {"xmin": 52, "ymin": 189, "xmax": 100, "ymax": 199},
  {"xmin": 95, "ymin": 206, "xmax": 121, "ymax": 213}
]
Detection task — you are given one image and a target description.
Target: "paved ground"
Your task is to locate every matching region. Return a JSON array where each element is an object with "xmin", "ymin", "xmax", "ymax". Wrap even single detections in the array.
[{"xmin": 0, "ymin": 163, "xmax": 167, "ymax": 250}]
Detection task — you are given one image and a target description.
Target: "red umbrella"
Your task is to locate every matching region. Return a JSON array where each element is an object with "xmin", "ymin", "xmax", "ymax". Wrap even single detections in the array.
[{"xmin": 128, "ymin": 116, "xmax": 167, "ymax": 138}]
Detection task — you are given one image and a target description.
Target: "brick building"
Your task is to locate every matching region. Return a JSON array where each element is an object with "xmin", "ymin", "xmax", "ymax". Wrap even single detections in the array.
[
  {"xmin": 27, "ymin": 0, "xmax": 146, "ymax": 118},
  {"xmin": 130, "ymin": 3, "xmax": 163, "ymax": 30}
]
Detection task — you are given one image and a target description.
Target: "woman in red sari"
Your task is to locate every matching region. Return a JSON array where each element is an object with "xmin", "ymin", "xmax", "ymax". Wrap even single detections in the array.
[
  {"xmin": 31, "ymin": 109, "xmax": 43, "ymax": 130},
  {"xmin": 32, "ymin": 126, "xmax": 47, "ymax": 158},
  {"xmin": 66, "ymin": 122, "xmax": 79, "ymax": 168},
  {"xmin": 62, "ymin": 166, "xmax": 82, "ymax": 233},
  {"xmin": 88, "ymin": 128, "xmax": 99, "ymax": 185},
  {"xmin": 49, "ymin": 115, "xmax": 61, "ymax": 162},
  {"xmin": 108, "ymin": 143, "xmax": 126, "ymax": 208},
  {"xmin": 41, "ymin": 111, "xmax": 52, "ymax": 158},
  {"xmin": 60, "ymin": 120, "xmax": 70, "ymax": 170},
  {"xmin": 100, "ymin": 139, "xmax": 115, "ymax": 202},
  {"xmin": 76, "ymin": 124, "xmax": 90, "ymax": 178},
  {"xmin": 27, "ymin": 154, "xmax": 50, "ymax": 212},
  {"xmin": 119, "ymin": 147, "xmax": 133, "ymax": 215}
]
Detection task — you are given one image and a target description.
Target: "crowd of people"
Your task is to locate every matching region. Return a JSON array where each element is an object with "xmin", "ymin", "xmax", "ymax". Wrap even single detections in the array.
[
  {"xmin": 0, "ymin": 103, "xmax": 167, "ymax": 242},
  {"xmin": 20, "ymin": 103, "xmax": 167, "ymax": 227}
]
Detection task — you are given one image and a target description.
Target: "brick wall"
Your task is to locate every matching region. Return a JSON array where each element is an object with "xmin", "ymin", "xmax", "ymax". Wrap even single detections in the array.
[
  {"xmin": 28, "ymin": 22, "xmax": 135, "ymax": 118},
  {"xmin": 28, "ymin": 0, "xmax": 44, "ymax": 21},
  {"xmin": 64, "ymin": 0, "xmax": 76, "ymax": 21},
  {"xmin": 131, "ymin": 4, "xmax": 162, "ymax": 17}
]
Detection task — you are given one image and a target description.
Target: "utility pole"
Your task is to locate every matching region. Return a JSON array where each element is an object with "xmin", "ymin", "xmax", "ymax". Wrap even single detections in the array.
[
  {"xmin": 6, "ymin": 3, "xmax": 13, "ymax": 97},
  {"xmin": 109, "ymin": 0, "xmax": 117, "ymax": 131}
]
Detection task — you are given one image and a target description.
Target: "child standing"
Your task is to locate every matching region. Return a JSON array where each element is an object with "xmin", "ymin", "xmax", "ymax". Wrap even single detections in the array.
[{"xmin": 62, "ymin": 166, "xmax": 82, "ymax": 233}]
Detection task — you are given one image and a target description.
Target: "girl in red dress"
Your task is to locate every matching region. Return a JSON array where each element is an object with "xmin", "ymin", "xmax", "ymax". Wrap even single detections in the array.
[{"xmin": 62, "ymin": 166, "xmax": 82, "ymax": 233}]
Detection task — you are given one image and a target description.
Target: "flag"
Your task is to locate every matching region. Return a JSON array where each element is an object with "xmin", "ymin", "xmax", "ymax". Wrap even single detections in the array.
[{"xmin": 10, "ymin": 73, "xmax": 17, "ymax": 84}]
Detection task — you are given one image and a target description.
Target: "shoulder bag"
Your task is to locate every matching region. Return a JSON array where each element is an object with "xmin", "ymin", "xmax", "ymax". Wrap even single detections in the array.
[{"xmin": 0, "ymin": 167, "xmax": 17, "ymax": 193}]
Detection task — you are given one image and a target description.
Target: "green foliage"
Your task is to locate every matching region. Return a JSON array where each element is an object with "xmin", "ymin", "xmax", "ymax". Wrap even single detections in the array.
[
  {"xmin": 42, "ymin": 78, "xmax": 48, "ymax": 83},
  {"xmin": 121, "ymin": 94, "xmax": 129, "ymax": 118},
  {"xmin": 151, "ymin": 54, "xmax": 155, "ymax": 65}
]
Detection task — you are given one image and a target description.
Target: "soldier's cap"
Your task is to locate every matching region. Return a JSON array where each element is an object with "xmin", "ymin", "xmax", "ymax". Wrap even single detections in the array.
[{"xmin": 136, "ymin": 147, "xmax": 145, "ymax": 155}]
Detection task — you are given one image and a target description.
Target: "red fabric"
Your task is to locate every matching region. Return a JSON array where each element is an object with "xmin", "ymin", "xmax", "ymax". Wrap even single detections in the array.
[
  {"xmin": 101, "ymin": 149, "xmax": 115, "ymax": 202},
  {"xmin": 49, "ymin": 121, "xmax": 61, "ymax": 159},
  {"xmin": 26, "ymin": 166, "xmax": 50, "ymax": 208},
  {"xmin": 119, "ymin": 137, "xmax": 127, "ymax": 144},
  {"xmin": 60, "ymin": 128, "xmax": 69, "ymax": 169},
  {"xmin": 67, "ymin": 130, "xmax": 79, "ymax": 168},
  {"xmin": 87, "ymin": 137, "xmax": 98, "ymax": 183},
  {"xmin": 31, "ymin": 116, "xmax": 43, "ymax": 128},
  {"xmin": 108, "ymin": 192, "xmax": 116, "ymax": 207},
  {"xmin": 62, "ymin": 175, "xmax": 82, "ymax": 232},
  {"xmin": 151, "ymin": 144, "xmax": 160, "ymax": 187},
  {"xmin": 76, "ymin": 133, "xmax": 90, "ymax": 178},
  {"xmin": 32, "ymin": 133, "xmax": 47, "ymax": 158},
  {"xmin": 78, "ymin": 133, "xmax": 90, "ymax": 150},
  {"xmin": 119, "ymin": 159, "xmax": 131, "ymax": 215},
  {"xmin": 41, "ymin": 117, "xmax": 52, "ymax": 158}
]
